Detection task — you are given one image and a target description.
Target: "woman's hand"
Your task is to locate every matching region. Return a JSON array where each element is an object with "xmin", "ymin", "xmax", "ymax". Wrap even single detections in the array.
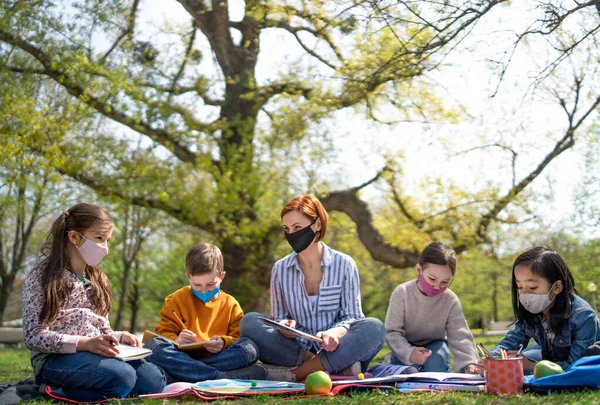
[
  {"xmin": 278, "ymin": 319, "xmax": 298, "ymax": 339},
  {"xmin": 120, "ymin": 331, "xmax": 141, "ymax": 347},
  {"xmin": 409, "ymin": 347, "xmax": 431, "ymax": 365},
  {"xmin": 204, "ymin": 336, "xmax": 225, "ymax": 353},
  {"xmin": 77, "ymin": 335, "xmax": 120, "ymax": 357},
  {"xmin": 317, "ymin": 327, "xmax": 348, "ymax": 352},
  {"xmin": 174, "ymin": 329, "xmax": 197, "ymax": 344}
]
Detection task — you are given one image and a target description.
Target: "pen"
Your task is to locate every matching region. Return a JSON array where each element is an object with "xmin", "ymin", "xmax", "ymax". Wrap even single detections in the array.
[{"xmin": 100, "ymin": 328, "xmax": 116, "ymax": 346}]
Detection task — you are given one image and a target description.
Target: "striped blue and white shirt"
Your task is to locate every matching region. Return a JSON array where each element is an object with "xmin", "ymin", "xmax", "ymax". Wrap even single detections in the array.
[{"xmin": 270, "ymin": 243, "xmax": 364, "ymax": 349}]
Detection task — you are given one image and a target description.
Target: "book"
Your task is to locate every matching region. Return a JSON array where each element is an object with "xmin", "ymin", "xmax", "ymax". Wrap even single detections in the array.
[
  {"xmin": 395, "ymin": 381, "xmax": 485, "ymax": 392},
  {"xmin": 115, "ymin": 344, "xmax": 152, "ymax": 361},
  {"xmin": 331, "ymin": 371, "xmax": 484, "ymax": 387},
  {"xmin": 257, "ymin": 317, "xmax": 323, "ymax": 342},
  {"xmin": 142, "ymin": 330, "xmax": 208, "ymax": 351}
]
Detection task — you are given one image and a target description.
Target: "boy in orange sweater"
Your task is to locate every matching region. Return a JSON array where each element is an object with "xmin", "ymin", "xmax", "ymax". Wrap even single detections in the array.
[{"xmin": 144, "ymin": 243, "xmax": 262, "ymax": 382}]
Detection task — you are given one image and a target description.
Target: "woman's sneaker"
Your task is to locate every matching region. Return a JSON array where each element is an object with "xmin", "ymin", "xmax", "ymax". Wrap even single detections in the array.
[
  {"xmin": 259, "ymin": 364, "xmax": 297, "ymax": 381},
  {"xmin": 335, "ymin": 361, "xmax": 361, "ymax": 376}
]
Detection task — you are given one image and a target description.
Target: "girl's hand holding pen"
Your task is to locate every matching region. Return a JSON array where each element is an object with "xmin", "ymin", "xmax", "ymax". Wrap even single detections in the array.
[{"xmin": 77, "ymin": 334, "xmax": 120, "ymax": 357}]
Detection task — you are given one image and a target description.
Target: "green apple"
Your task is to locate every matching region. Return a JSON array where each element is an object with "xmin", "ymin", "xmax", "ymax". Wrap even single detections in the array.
[
  {"xmin": 534, "ymin": 360, "xmax": 564, "ymax": 378},
  {"xmin": 304, "ymin": 371, "xmax": 332, "ymax": 395}
]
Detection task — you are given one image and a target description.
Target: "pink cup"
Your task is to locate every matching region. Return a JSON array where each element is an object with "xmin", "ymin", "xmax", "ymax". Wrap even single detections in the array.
[{"xmin": 482, "ymin": 357, "xmax": 524, "ymax": 395}]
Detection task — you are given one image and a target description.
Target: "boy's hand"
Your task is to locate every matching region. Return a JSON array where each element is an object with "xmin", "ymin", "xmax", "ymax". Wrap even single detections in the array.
[
  {"xmin": 174, "ymin": 329, "xmax": 197, "ymax": 344},
  {"xmin": 278, "ymin": 319, "xmax": 298, "ymax": 339},
  {"xmin": 204, "ymin": 336, "xmax": 225, "ymax": 353},
  {"xmin": 120, "ymin": 331, "xmax": 141, "ymax": 347},
  {"xmin": 409, "ymin": 347, "xmax": 431, "ymax": 365}
]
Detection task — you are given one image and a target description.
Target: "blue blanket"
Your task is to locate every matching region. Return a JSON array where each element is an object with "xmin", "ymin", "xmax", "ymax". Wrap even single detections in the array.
[{"xmin": 524, "ymin": 355, "xmax": 600, "ymax": 393}]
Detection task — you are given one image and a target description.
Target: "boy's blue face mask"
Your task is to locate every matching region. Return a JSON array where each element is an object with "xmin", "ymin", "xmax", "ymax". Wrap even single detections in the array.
[{"xmin": 192, "ymin": 285, "xmax": 221, "ymax": 303}]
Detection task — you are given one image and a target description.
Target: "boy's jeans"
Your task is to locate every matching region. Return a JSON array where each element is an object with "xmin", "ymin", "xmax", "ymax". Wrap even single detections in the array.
[
  {"xmin": 389, "ymin": 339, "xmax": 450, "ymax": 372},
  {"xmin": 239, "ymin": 312, "xmax": 386, "ymax": 373},
  {"xmin": 39, "ymin": 352, "xmax": 166, "ymax": 402},
  {"xmin": 144, "ymin": 337, "xmax": 259, "ymax": 383}
]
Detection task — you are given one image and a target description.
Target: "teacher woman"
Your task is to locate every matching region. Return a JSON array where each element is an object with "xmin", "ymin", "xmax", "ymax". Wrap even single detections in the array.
[{"xmin": 240, "ymin": 195, "xmax": 385, "ymax": 381}]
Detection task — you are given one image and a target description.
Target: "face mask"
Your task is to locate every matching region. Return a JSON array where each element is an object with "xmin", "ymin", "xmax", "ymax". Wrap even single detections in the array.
[
  {"xmin": 418, "ymin": 272, "xmax": 448, "ymax": 297},
  {"xmin": 519, "ymin": 282, "xmax": 557, "ymax": 314},
  {"xmin": 76, "ymin": 234, "xmax": 108, "ymax": 267},
  {"xmin": 284, "ymin": 221, "xmax": 316, "ymax": 254},
  {"xmin": 192, "ymin": 285, "xmax": 221, "ymax": 304}
]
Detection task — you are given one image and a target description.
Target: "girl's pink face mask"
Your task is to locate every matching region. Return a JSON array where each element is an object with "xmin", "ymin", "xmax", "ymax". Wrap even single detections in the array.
[
  {"xmin": 417, "ymin": 272, "xmax": 448, "ymax": 297},
  {"xmin": 76, "ymin": 233, "xmax": 109, "ymax": 267}
]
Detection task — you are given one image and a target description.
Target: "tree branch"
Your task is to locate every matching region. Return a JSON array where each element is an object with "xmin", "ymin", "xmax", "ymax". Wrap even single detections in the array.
[
  {"xmin": 100, "ymin": 0, "xmax": 141, "ymax": 63},
  {"xmin": 168, "ymin": 20, "xmax": 197, "ymax": 102},
  {"xmin": 0, "ymin": 30, "xmax": 202, "ymax": 165},
  {"xmin": 321, "ymin": 167, "xmax": 420, "ymax": 268}
]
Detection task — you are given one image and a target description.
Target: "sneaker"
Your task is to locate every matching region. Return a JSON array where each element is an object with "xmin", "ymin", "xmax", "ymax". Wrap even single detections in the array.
[
  {"xmin": 224, "ymin": 364, "xmax": 267, "ymax": 380},
  {"xmin": 335, "ymin": 361, "xmax": 361, "ymax": 376},
  {"xmin": 259, "ymin": 364, "xmax": 297, "ymax": 382}
]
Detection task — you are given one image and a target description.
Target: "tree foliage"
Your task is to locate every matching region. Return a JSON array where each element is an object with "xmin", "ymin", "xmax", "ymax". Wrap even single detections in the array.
[{"xmin": 1, "ymin": 0, "xmax": 599, "ymax": 311}]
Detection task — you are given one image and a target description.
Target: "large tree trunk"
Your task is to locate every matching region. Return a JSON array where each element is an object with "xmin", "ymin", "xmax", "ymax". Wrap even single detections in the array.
[{"xmin": 0, "ymin": 275, "xmax": 16, "ymax": 325}]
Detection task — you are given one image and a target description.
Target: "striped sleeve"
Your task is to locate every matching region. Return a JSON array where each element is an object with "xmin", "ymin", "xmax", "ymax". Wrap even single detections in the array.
[
  {"xmin": 270, "ymin": 263, "xmax": 289, "ymax": 320},
  {"xmin": 331, "ymin": 255, "xmax": 363, "ymax": 329}
]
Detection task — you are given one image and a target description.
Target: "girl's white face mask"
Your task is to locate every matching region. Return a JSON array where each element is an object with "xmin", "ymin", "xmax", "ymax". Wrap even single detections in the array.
[
  {"xmin": 519, "ymin": 282, "xmax": 557, "ymax": 314},
  {"xmin": 76, "ymin": 233, "xmax": 109, "ymax": 267}
]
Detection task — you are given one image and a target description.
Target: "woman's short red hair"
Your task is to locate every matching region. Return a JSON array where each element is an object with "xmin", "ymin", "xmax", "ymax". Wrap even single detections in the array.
[{"xmin": 280, "ymin": 195, "xmax": 329, "ymax": 242}]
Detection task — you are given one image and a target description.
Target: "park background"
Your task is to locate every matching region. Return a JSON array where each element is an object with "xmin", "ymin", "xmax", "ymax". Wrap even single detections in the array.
[{"xmin": 0, "ymin": 0, "xmax": 599, "ymax": 349}]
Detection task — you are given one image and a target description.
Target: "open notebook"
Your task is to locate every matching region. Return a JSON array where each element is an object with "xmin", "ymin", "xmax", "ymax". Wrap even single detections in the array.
[
  {"xmin": 332, "ymin": 371, "xmax": 485, "ymax": 387},
  {"xmin": 115, "ymin": 344, "xmax": 152, "ymax": 361},
  {"xmin": 142, "ymin": 330, "xmax": 208, "ymax": 351}
]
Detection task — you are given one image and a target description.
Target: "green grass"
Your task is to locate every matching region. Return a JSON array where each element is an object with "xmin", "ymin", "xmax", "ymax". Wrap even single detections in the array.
[{"xmin": 3, "ymin": 337, "xmax": 600, "ymax": 404}]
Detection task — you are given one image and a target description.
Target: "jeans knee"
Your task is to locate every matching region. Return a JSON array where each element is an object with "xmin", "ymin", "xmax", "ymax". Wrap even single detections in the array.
[
  {"xmin": 236, "ymin": 337, "xmax": 260, "ymax": 363},
  {"xmin": 102, "ymin": 363, "xmax": 137, "ymax": 398},
  {"xmin": 240, "ymin": 312, "xmax": 262, "ymax": 338},
  {"xmin": 361, "ymin": 318, "xmax": 386, "ymax": 348},
  {"xmin": 132, "ymin": 362, "xmax": 166, "ymax": 395}
]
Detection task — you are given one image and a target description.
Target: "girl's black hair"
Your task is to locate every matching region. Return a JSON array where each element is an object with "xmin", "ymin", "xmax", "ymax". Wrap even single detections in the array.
[{"xmin": 511, "ymin": 246, "xmax": 578, "ymax": 334}]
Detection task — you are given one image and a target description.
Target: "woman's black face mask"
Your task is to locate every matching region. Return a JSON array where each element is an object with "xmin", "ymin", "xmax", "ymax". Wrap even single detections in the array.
[{"xmin": 284, "ymin": 221, "xmax": 317, "ymax": 253}]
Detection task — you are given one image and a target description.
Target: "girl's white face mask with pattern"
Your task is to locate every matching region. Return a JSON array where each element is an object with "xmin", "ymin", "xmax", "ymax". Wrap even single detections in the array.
[{"xmin": 519, "ymin": 282, "xmax": 557, "ymax": 314}]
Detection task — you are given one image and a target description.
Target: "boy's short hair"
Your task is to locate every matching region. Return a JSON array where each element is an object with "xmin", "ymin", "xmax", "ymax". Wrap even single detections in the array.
[{"xmin": 186, "ymin": 243, "xmax": 224, "ymax": 275}]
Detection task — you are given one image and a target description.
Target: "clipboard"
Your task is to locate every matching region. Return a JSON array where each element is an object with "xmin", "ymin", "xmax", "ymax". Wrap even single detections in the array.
[{"xmin": 258, "ymin": 317, "xmax": 323, "ymax": 342}]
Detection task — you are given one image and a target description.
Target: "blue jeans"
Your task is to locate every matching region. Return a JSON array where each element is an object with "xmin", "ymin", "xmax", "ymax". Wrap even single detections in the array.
[
  {"xmin": 144, "ymin": 337, "xmax": 259, "ymax": 383},
  {"xmin": 522, "ymin": 342, "xmax": 543, "ymax": 362},
  {"xmin": 239, "ymin": 312, "xmax": 386, "ymax": 374},
  {"xmin": 390, "ymin": 339, "xmax": 450, "ymax": 372},
  {"xmin": 39, "ymin": 352, "xmax": 166, "ymax": 402}
]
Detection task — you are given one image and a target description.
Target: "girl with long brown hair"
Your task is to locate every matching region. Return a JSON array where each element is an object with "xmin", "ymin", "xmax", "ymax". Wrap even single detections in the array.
[{"xmin": 22, "ymin": 203, "xmax": 165, "ymax": 401}]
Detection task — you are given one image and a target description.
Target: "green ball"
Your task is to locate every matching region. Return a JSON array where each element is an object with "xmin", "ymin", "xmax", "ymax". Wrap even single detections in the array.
[{"xmin": 251, "ymin": 380, "xmax": 257, "ymax": 387}]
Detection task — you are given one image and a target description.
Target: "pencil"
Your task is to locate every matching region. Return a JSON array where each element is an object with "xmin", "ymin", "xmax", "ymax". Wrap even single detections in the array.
[
  {"xmin": 476, "ymin": 344, "xmax": 487, "ymax": 358},
  {"xmin": 172, "ymin": 309, "xmax": 187, "ymax": 330}
]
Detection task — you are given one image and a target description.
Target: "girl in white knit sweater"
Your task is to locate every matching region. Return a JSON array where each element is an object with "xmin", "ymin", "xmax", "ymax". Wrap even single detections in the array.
[{"xmin": 384, "ymin": 242, "xmax": 479, "ymax": 374}]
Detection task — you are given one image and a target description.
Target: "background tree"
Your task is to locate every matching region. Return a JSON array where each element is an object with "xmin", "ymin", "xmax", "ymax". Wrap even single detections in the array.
[{"xmin": 1, "ymin": 0, "xmax": 598, "ymax": 312}]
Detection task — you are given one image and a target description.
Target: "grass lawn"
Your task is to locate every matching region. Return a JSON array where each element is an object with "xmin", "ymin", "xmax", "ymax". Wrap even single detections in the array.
[{"xmin": 2, "ymin": 336, "xmax": 599, "ymax": 404}]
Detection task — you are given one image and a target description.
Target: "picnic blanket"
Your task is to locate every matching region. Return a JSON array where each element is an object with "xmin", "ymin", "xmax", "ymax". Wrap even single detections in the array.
[
  {"xmin": 0, "ymin": 377, "xmax": 50, "ymax": 405},
  {"xmin": 524, "ymin": 355, "xmax": 600, "ymax": 393}
]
